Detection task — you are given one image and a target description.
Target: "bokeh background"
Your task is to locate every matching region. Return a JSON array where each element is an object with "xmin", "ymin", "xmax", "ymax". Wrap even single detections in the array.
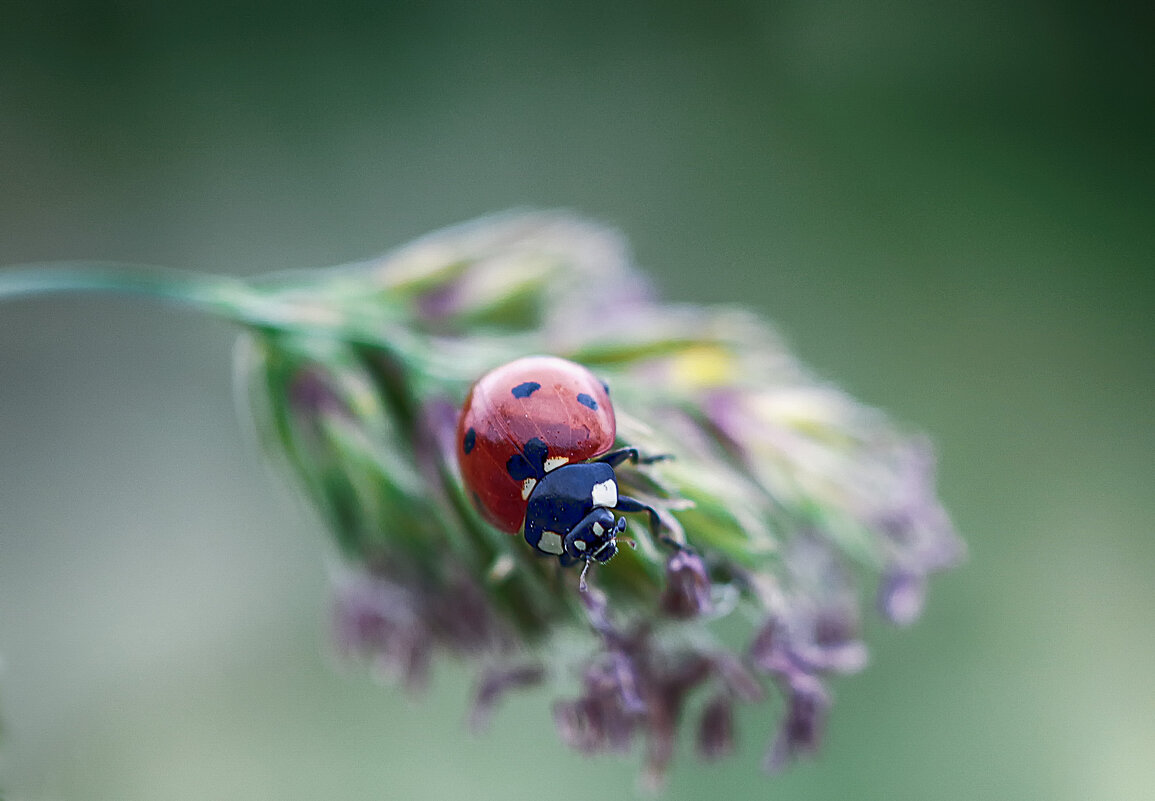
[{"xmin": 1, "ymin": 2, "xmax": 1152, "ymax": 799}]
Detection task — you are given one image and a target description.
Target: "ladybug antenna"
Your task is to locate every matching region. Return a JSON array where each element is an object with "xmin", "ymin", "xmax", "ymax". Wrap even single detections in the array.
[{"xmin": 618, "ymin": 536, "xmax": 638, "ymax": 550}]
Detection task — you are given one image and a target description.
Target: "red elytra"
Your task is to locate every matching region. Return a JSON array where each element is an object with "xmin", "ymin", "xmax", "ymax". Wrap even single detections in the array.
[{"xmin": 456, "ymin": 355, "xmax": 616, "ymax": 533}]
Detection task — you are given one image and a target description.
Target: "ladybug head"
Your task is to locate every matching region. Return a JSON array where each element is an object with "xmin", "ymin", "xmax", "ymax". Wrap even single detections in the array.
[{"xmin": 566, "ymin": 514, "xmax": 627, "ymax": 565}]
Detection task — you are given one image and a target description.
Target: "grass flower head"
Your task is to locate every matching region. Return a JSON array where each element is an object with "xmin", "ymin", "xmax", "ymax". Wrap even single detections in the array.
[
  {"xmin": 0, "ymin": 211, "xmax": 963, "ymax": 786},
  {"xmin": 236, "ymin": 211, "xmax": 963, "ymax": 784}
]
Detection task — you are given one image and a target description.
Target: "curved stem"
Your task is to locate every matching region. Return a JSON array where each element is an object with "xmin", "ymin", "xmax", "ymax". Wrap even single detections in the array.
[
  {"xmin": 0, "ymin": 261, "xmax": 466, "ymax": 389},
  {"xmin": 0, "ymin": 262, "xmax": 280, "ymax": 327}
]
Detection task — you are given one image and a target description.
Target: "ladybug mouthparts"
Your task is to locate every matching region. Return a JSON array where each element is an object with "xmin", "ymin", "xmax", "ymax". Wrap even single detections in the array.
[{"xmin": 587, "ymin": 516, "xmax": 628, "ymax": 564}]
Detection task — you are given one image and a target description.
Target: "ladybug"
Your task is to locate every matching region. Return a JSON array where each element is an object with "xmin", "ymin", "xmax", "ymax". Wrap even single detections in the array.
[{"xmin": 456, "ymin": 355, "xmax": 662, "ymax": 568}]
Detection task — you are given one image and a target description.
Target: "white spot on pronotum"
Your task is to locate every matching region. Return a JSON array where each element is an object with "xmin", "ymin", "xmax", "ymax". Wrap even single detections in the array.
[
  {"xmin": 521, "ymin": 478, "xmax": 537, "ymax": 500},
  {"xmin": 592, "ymin": 522, "xmax": 604, "ymax": 536},
  {"xmin": 538, "ymin": 530, "xmax": 564, "ymax": 555},
  {"xmin": 574, "ymin": 539, "xmax": 587, "ymax": 551},
  {"xmin": 543, "ymin": 456, "xmax": 570, "ymax": 472},
  {"xmin": 591, "ymin": 479, "xmax": 618, "ymax": 509}
]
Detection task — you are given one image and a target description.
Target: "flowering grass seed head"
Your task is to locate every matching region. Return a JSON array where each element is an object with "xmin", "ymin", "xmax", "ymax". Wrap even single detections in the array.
[{"xmin": 237, "ymin": 211, "xmax": 963, "ymax": 784}]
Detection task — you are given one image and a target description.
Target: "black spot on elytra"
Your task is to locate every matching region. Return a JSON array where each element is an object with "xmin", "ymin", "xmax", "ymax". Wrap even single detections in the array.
[
  {"xmin": 506, "ymin": 453, "xmax": 534, "ymax": 481},
  {"xmin": 506, "ymin": 437, "xmax": 548, "ymax": 480},
  {"xmin": 600, "ymin": 380, "xmax": 610, "ymax": 395},
  {"xmin": 511, "ymin": 381, "xmax": 541, "ymax": 398},
  {"xmin": 576, "ymin": 393, "xmax": 598, "ymax": 410},
  {"xmin": 463, "ymin": 427, "xmax": 476, "ymax": 454}
]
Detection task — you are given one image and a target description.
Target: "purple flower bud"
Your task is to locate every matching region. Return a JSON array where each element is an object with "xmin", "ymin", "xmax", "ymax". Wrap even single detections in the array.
[
  {"xmin": 556, "ymin": 655, "xmax": 644, "ymax": 754},
  {"xmin": 587, "ymin": 651, "xmax": 647, "ymax": 717},
  {"xmin": 288, "ymin": 367, "xmax": 350, "ymax": 420},
  {"xmin": 331, "ymin": 570, "xmax": 433, "ymax": 691},
  {"xmin": 659, "ymin": 549, "xmax": 713, "ymax": 619},
  {"xmin": 426, "ymin": 571, "xmax": 503, "ymax": 655},
  {"xmin": 872, "ymin": 441, "xmax": 965, "ymax": 577},
  {"xmin": 747, "ymin": 537, "xmax": 872, "ymax": 679},
  {"xmin": 749, "ymin": 615, "xmax": 794, "ymax": 676},
  {"xmin": 578, "ymin": 584, "xmax": 616, "ymax": 639},
  {"xmin": 470, "ymin": 663, "xmax": 545, "ymax": 733},
  {"xmin": 553, "ymin": 698, "xmax": 601, "ymax": 753},
  {"xmin": 395, "ymin": 635, "xmax": 433, "ymax": 693},
  {"xmin": 332, "ymin": 566, "xmax": 505, "ymax": 693},
  {"xmin": 750, "ymin": 610, "xmax": 869, "ymax": 679},
  {"xmin": 711, "ymin": 653, "xmax": 765, "ymax": 703},
  {"xmin": 697, "ymin": 694, "xmax": 736, "ymax": 761},
  {"xmin": 794, "ymin": 608, "xmax": 870, "ymax": 676},
  {"xmin": 331, "ymin": 571, "xmax": 412, "ymax": 657},
  {"xmin": 641, "ymin": 650, "xmax": 715, "ymax": 788},
  {"xmin": 415, "ymin": 282, "xmax": 462, "ymax": 322},
  {"xmin": 764, "ymin": 673, "xmax": 830, "ymax": 773},
  {"xmin": 878, "ymin": 568, "xmax": 927, "ymax": 626}
]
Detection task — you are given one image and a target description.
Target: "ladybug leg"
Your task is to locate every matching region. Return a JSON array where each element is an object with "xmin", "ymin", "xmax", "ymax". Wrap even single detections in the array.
[
  {"xmin": 595, "ymin": 447, "xmax": 671, "ymax": 468},
  {"xmin": 613, "ymin": 494, "xmax": 660, "ymax": 532},
  {"xmin": 615, "ymin": 494, "xmax": 682, "ymax": 552},
  {"xmin": 563, "ymin": 507, "xmax": 621, "ymax": 564}
]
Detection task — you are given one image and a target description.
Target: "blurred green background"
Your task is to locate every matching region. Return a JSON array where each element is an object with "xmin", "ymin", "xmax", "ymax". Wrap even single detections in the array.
[{"xmin": 1, "ymin": 1, "xmax": 1151, "ymax": 799}]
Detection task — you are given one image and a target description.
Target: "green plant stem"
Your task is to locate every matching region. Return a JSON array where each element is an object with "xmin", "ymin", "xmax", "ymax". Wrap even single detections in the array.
[
  {"xmin": 0, "ymin": 262, "xmax": 288, "ymax": 329},
  {"xmin": 0, "ymin": 261, "xmax": 461, "ymax": 389}
]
